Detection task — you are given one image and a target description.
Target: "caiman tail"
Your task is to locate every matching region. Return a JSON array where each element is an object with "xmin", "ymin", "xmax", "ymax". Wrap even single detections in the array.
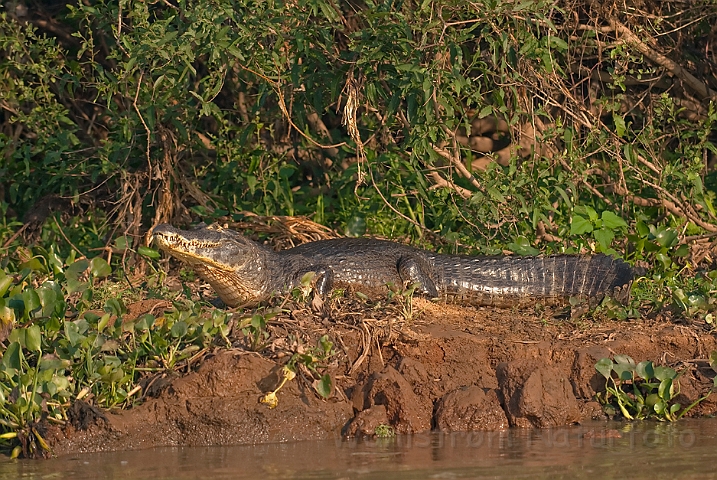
[{"xmin": 437, "ymin": 254, "xmax": 633, "ymax": 307}]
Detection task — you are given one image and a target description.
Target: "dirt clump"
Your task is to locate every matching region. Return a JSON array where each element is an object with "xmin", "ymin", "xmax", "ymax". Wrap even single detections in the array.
[
  {"xmin": 46, "ymin": 297, "xmax": 717, "ymax": 455},
  {"xmin": 497, "ymin": 360, "xmax": 581, "ymax": 428},
  {"xmin": 350, "ymin": 365, "xmax": 433, "ymax": 434},
  {"xmin": 434, "ymin": 386, "xmax": 508, "ymax": 431}
]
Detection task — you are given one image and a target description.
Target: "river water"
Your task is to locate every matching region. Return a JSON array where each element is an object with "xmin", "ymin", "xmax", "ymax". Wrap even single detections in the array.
[{"xmin": 1, "ymin": 420, "xmax": 716, "ymax": 479}]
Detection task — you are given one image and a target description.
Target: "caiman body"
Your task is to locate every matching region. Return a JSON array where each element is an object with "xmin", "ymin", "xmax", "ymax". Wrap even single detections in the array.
[{"xmin": 151, "ymin": 224, "xmax": 634, "ymax": 308}]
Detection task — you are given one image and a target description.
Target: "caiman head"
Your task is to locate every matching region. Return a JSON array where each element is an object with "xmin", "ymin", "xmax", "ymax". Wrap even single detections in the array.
[{"xmin": 151, "ymin": 224, "xmax": 271, "ymax": 307}]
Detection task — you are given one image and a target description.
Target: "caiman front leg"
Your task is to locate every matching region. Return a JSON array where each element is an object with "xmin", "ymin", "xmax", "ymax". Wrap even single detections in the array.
[{"xmin": 397, "ymin": 255, "xmax": 440, "ymax": 299}]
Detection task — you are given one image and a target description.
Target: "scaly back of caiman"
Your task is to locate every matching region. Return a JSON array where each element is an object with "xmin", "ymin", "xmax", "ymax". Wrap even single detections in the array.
[{"xmin": 151, "ymin": 224, "xmax": 633, "ymax": 308}]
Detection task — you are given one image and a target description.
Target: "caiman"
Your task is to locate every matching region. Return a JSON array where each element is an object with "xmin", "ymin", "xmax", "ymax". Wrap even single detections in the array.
[{"xmin": 151, "ymin": 224, "xmax": 634, "ymax": 308}]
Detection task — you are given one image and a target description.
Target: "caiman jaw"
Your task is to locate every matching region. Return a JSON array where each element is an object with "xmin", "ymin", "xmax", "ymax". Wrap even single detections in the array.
[
  {"xmin": 150, "ymin": 224, "xmax": 266, "ymax": 307},
  {"xmin": 151, "ymin": 224, "xmax": 232, "ymax": 270}
]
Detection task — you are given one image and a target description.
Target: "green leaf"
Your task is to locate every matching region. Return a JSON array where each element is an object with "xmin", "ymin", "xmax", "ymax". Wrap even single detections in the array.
[
  {"xmin": 66, "ymin": 278, "xmax": 88, "ymax": 294},
  {"xmin": 601, "ymin": 211, "xmax": 627, "ymax": 229},
  {"xmin": 21, "ymin": 258, "xmax": 46, "ymax": 273},
  {"xmin": 97, "ymin": 313, "xmax": 112, "ymax": 333},
  {"xmin": 613, "ymin": 113, "xmax": 626, "ymax": 137},
  {"xmin": 584, "ymin": 206, "xmax": 598, "ymax": 222},
  {"xmin": 658, "ymin": 378, "xmax": 673, "ymax": 400},
  {"xmin": 22, "ymin": 289, "xmax": 42, "ymax": 316},
  {"xmin": 66, "ymin": 259, "xmax": 89, "ymax": 281},
  {"xmin": 654, "ymin": 366, "xmax": 678, "ymax": 381},
  {"xmin": 613, "ymin": 354, "xmax": 635, "ymax": 367},
  {"xmin": 171, "ymin": 321, "xmax": 188, "ymax": 338},
  {"xmin": 90, "ymin": 257, "xmax": 112, "ymax": 278},
  {"xmin": 2, "ymin": 342, "xmax": 22, "ymax": 371},
  {"xmin": 645, "ymin": 393, "xmax": 660, "ymax": 407},
  {"xmin": 593, "ymin": 228, "xmax": 614, "ymax": 250},
  {"xmin": 25, "ymin": 324, "xmax": 42, "ymax": 352},
  {"xmin": 135, "ymin": 314, "xmax": 155, "ymax": 331},
  {"xmin": 36, "ymin": 286, "xmax": 58, "ymax": 317},
  {"xmin": 251, "ymin": 314, "xmax": 266, "ymax": 330},
  {"xmin": 104, "ymin": 298, "xmax": 126, "ymax": 316},
  {"xmin": 138, "ymin": 246, "xmax": 161, "ymax": 259},
  {"xmin": 0, "ymin": 275, "xmax": 13, "ymax": 298},
  {"xmin": 595, "ymin": 358, "xmax": 614, "ymax": 379},
  {"xmin": 613, "ymin": 362, "xmax": 634, "ymax": 381},
  {"xmin": 653, "ymin": 228, "xmax": 678, "ymax": 248},
  {"xmin": 636, "ymin": 361, "xmax": 654, "ymax": 380},
  {"xmin": 114, "ymin": 236, "xmax": 132, "ymax": 250},
  {"xmin": 315, "ymin": 373, "xmax": 333, "ymax": 399},
  {"xmin": 478, "ymin": 105, "xmax": 493, "ymax": 118},
  {"xmin": 570, "ymin": 214, "xmax": 593, "ymax": 235},
  {"xmin": 40, "ymin": 355, "xmax": 71, "ymax": 371},
  {"xmin": 64, "ymin": 322, "xmax": 84, "ymax": 347},
  {"xmin": 487, "ymin": 187, "xmax": 506, "ymax": 203},
  {"xmin": 507, "ymin": 236, "xmax": 541, "ymax": 256}
]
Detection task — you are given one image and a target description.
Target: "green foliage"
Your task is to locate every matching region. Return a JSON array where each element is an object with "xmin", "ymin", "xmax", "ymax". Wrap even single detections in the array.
[
  {"xmin": 374, "ymin": 424, "xmax": 396, "ymax": 438},
  {"xmin": 287, "ymin": 334, "xmax": 336, "ymax": 399},
  {"xmin": 0, "ymin": 247, "xmax": 233, "ymax": 456},
  {"xmin": 570, "ymin": 207, "xmax": 628, "ymax": 255},
  {"xmin": 595, "ymin": 355, "xmax": 710, "ymax": 421},
  {"xmin": 3, "ymin": 0, "xmax": 715, "ymax": 263},
  {"xmin": 387, "ymin": 281, "xmax": 421, "ymax": 321},
  {"xmin": 239, "ymin": 310, "xmax": 277, "ymax": 352}
]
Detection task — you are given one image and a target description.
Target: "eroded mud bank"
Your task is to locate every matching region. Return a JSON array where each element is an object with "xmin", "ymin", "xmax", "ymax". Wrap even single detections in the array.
[{"xmin": 47, "ymin": 300, "xmax": 717, "ymax": 455}]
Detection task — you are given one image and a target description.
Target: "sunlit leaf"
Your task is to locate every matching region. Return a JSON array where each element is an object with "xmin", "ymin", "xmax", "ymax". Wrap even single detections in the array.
[
  {"xmin": 138, "ymin": 246, "xmax": 161, "ymax": 259},
  {"xmin": 658, "ymin": 378, "xmax": 673, "ymax": 400},
  {"xmin": 0, "ymin": 275, "xmax": 13, "ymax": 298},
  {"xmin": 0, "ymin": 304, "xmax": 15, "ymax": 342},
  {"xmin": 26, "ymin": 324, "xmax": 42, "ymax": 352},
  {"xmin": 595, "ymin": 358, "xmax": 613, "ymax": 379},
  {"xmin": 570, "ymin": 214, "xmax": 593, "ymax": 235},
  {"xmin": 636, "ymin": 361, "xmax": 654, "ymax": 380},
  {"xmin": 90, "ymin": 257, "xmax": 112, "ymax": 278},
  {"xmin": 2, "ymin": 341, "xmax": 22, "ymax": 371},
  {"xmin": 601, "ymin": 211, "xmax": 627, "ymax": 229},
  {"xmin": 314, "ymin": 373, "xmax": 333, "ymax": 399},
  {"xmin": 22, "ymin": 289, "xmax": 41, "ymax": 315}
]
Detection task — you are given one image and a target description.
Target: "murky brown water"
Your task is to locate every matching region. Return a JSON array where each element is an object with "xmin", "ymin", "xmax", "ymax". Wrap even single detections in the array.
[{"xmin": 2, "ymin": 420, "xmax": 716, "ymax": 479}]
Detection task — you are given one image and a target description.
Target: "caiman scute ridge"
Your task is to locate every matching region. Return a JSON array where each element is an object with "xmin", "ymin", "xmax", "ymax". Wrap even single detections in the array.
[{"xmin": 151, "ymin": 224, "xmax": 634, "ymax": 308}]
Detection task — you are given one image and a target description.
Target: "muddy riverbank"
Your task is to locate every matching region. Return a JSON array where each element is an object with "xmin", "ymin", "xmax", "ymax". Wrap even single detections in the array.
[{"xmin": 46, "ymin": 298, "xmax": 717, "ymax": 455}]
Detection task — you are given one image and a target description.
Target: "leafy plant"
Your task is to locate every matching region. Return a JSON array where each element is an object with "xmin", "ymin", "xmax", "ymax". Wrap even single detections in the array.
[
  {"xmin": 239, "ymin": 310, "xmax": 277, "ymax": 352},
  {"xmin": 374, "ymin": 424, "xmax": 396, "ymax": 438},
  {"xmin": 387, "ymin": 281, "xmax": 422, "ymax": 322},
  {"xmin": 0, "ymin": 247, "xmax": 234, "ymax": 456},
  {"xmin": 260, "ymin": 334, "xmax": 336, "ymax": 409},
  {"xmin": 595, "ymin": 355, "xmax": 709, "ymax": 421}
]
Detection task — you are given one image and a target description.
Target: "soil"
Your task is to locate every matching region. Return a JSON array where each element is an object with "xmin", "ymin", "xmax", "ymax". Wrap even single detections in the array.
[{"xmin": 46, "ymin": 296, "xmax": 717, "ymax": 456}]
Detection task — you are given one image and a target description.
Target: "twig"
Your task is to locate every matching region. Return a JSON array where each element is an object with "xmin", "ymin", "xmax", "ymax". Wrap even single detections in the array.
[
  {"xmin": 2, "ymin": 224, "xmax": 29, "ymax": 249},
  {"xmin": 239, "ymin": 64, "xmax": 346, "ymax": 150},
  {"xmin": 609, "ymin": 18, "xmax": 717, "ymax": 100},
  {"xmin": 133, "ymin": 72, "xmax": 153, "ymax": 189},
  {"xmin": 425, "ymin": 168, "xmax": 472, "ymax": 199},
  {"xmin": 367, "ymin": 163, "xmax": 434, "ymax": 235},
  {"xmin": 432, "ymin": 144, "xmax": 483, "ymax": 192},
  {"xmin": 52, "ymin": 216, "xmax": 85, "ymax": 258}
]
